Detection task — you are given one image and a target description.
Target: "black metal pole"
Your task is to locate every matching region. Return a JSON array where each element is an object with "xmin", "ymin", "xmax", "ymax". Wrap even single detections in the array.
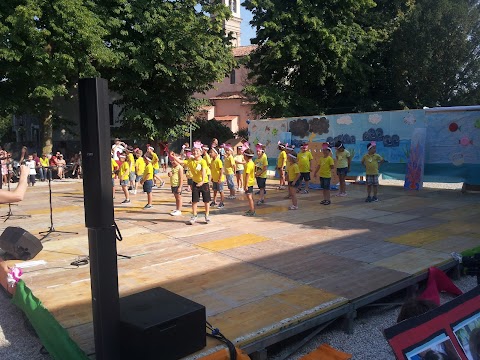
[{"xmin": 79, "ymin": 78, "xmax": 119, "ymax": 360}]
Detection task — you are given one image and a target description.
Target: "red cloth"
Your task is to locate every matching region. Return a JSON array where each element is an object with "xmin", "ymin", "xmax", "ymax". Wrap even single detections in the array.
[{"xmin": 418, "ymin": 267, "xmax": 463, "ymax": 306}]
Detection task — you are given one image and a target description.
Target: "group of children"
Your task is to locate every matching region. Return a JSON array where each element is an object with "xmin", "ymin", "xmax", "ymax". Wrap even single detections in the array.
[
  {"xmin": 111, "ymin": 137, "xmax": 385, "ymax": 224},
  {"xmin": 276, "ymin": 140, "xmax": 384, "ymax": 208}
]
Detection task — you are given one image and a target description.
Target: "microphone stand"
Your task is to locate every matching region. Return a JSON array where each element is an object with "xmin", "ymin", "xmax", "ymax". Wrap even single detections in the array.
[
  {"xmin": 39, "ymin": 168, "xmax": 78, "ymax": 241},
  {"xmin": 0, "ymin": 169, "xmax": 31, "ymax": 222}
]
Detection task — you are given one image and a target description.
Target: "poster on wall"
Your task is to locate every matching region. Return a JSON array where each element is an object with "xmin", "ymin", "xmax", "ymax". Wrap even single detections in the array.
[{"xmin": 384, "ymin": 286, "xmax": 480, "ymax": 360}]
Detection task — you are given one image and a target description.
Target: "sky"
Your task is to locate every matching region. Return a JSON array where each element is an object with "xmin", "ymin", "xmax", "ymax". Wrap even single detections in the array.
[{"xmin": 240, "ymin": 6, "xmax": 255, "ymax": 46}]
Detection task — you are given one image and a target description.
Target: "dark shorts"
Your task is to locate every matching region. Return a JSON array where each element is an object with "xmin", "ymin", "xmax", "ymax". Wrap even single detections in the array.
[
  {"xmin": 236, "ymin": 170, "xmax": 244, "ymax": 175},
  {"xmin": 245, "ymin": 186, "xmax": 253, "ymax": 194},
  {"xmin": 212, "ymin": 181, "xmax": 224, "ymax": 192},
  {"xmin": 366, "ymin": 174, "xmax": 379, "ymax": 186},
  {"xmin": 154, "ymin": 169, "xmax": 160, "ymax": 175},
  {"xmin": 187, "ymin": 178, "xmax": 193, "ymax": 186},
  {"xmin": 299, "ymin": 172, "xmax": 311, "ymax": 182},
  {"xmin": 135, "ymin": 175, "xmax": 143, "ymax": 183},
  {"xmin": 320, "ymin": 177, "xmax": 331, "ymax": 190},
  {"xmin": 192, "ymin": 181, "xmax": 211, "ymax": 203},
  {"xmin": 256, "ymin": 177, "xmax": 266, "ymax": 189},
  {"xmin": 129, "ymin": 172, "xmax": 136, "ymax": 181},
  {"xmin": 171, "ymin": 186, "xmax": 180, "ymax": 194},
  {"xmin": 143, "ymin": 179, "xmax": 153, "ymax": 193},
  {"xmin": 112, "ymin": 178, "xmax": 115, "ymax": 187},
  {"xmin": 337, "ymin": 167, "xmax": 349, "ymax": 176},
  {"xmin": 120, "ymin": 179, "xmax": 129, "ymax": 186},
  {"xmin": 289, "ymin": 180, "xmax": 299, "ymax": 188}
]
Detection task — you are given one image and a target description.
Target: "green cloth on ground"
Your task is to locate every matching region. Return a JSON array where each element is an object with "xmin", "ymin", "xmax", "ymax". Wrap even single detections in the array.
[{"xmin": 12, "ymin": 280, "xmax": 89, "ymax": 360}]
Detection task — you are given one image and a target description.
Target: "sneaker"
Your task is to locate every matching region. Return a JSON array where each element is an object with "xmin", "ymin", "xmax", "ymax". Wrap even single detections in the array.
[
  {"xmin": 205, "ymin": 215, "xmax": 211, "ymax": 223},
  {"xmin": 256, "ymin": 199, "xmax": 265, "ymax": 205},
  {"xmin": 210, "ymin": 201, "xmax": 216, "ymax": 207},
  {"xmin": 372, "ymin": 196, "xmax": 378, "ymax": 202},
  {"xmin": 144, "ymin": 204, "xmax": 153, "ymax": 209},
  {"xmin": 159, "ymin": 180, "xmax": 165, "ymax": 188},
  {"xmin": 320, "ymin": 200, "xmax": 327, "ymax": 204},
  {"xmin": 255, "ymin": 190, "xmax": 267, "ymax": 195},
  {"xmin": 339, "ymin": 192, "xmax": 347, "ymax": 197},
  {"xmin": 121, "ymin": 199, "xmax": 131, "ymax": 204},
  {"xmin": 170, "ymin": 210, "xmax": 182, "ymax": 216},
  {"xmin": 217, "ymin": 202, "xmax": 225, "ymax": 208},
  {"xmin": 302, "ymin": 189, "xmax": 309, "ymax": 194},
  {"xmin": 188, "ymin": 216, "xmax": 197, "ymax": 225},
  {"xmin": 288, "ymin": 205, "xmax": 298, "ymax": 210},
  {"xmin": 227, "ymin": 195, "xmax": 236, "ymax": 200},
  {"xmin": 244, "ymin": 210, "xmax": 255, "ymax": 217},
  {"xmin": 365, "ymin": 196, "xmax": 372, "ymax": 203},
  {"xmin": 277, "ymin": 186, "xmax": 286, "ymax": 190}
]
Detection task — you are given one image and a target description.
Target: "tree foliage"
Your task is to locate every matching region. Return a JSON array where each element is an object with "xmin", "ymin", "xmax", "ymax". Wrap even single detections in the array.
[
  {"xmin": 0, "ymin": 0, "xmax": 116, "ymax": 152},
  {"xmin": 243, "ymin": 0, "xmax": 378, "ymax": 117},
  {"xmin": 192, "ymin": 119, "xmax": 234, "ymax": 145},
  {"xmin": 105, "ymin": 0, "xmax": 236, "ymax": 139},
  {"xmin": 244, "ymin": 0, "xmax": 480, "ymax": 116}
]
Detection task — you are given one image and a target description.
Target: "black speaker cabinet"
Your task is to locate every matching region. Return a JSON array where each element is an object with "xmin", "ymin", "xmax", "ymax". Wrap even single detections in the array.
[
  {"xmin": 120, "ymin": 287, "xmax": 206, "ymax": 360},
  {"xmin": 0, "ymin": 227, "xmax": 43, "ymax": 260}
]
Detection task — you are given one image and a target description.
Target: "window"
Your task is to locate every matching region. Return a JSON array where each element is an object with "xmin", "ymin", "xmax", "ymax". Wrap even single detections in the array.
[
  {"xmin": 230, "ymin": 0, "xmax": 236, "ymax": 13},
  {"xmin": 230, "ymin": 69, "xmax": 236, "ymax": 84}
]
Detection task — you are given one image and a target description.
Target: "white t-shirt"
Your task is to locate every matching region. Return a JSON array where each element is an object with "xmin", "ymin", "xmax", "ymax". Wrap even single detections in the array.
[
  {"xmin": 111, "ymin": 144, "xmax": 125, "ymax": 161},
  {"xmin": 26, "ymin": 160, "xmax": 36, "ymax": 175}
]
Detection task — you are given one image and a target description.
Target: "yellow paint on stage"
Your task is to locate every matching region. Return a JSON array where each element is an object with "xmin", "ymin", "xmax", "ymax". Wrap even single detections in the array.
[
  {"xmin": 199, "ymin": 234, "xmax": 269, "ymax": 251},
  {"xmin": 386, "ymin": 229, "xmax": 445, "ymax": 246},
  {"xmin": 254, "ymin": 206, "xmax": 287, "ymax": 215},
  {"xmin": 207, "ymin": 285, "xmax": 345, "ymax": 344},
  {"xmin": 26, "ymin": 206, "xmax": 80, "ymax": 215},
  {"xmin": 373, "ymin": 248, "xmax": 452, "ymax": 274}
]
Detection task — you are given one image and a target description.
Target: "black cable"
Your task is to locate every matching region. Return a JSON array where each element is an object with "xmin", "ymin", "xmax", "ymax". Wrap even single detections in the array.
[
  {"xmin": 206, "ymin": 321, "xmax": 237, "ymax": 360},
  {"xmin": 114, "ymin": 221, "xmax": 123, "ymax": 241}
]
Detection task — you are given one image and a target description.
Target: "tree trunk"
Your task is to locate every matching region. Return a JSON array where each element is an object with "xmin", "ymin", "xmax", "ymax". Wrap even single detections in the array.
[{"xmin": 42, "ymin": 110, "xmax": 53, "ymax": 155}]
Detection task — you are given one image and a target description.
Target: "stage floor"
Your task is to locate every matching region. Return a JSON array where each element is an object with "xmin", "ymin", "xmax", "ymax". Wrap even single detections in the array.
[{"xmin": 1, "ymin": 178, "xmax": 479, "ymax": 358}]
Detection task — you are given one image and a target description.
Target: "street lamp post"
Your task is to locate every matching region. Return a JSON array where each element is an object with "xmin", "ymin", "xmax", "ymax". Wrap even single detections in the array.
[{"xmin": 186, "ymin": 115, "xmax": 195, "ymax": 148}]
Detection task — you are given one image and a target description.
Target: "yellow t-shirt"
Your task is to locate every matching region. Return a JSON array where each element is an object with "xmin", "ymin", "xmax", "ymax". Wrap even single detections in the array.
[
  {"xmin": 188, "ymin": 158, "xmax": 208, "ymax": 183},
  {"xmin": 127, "ymin": 153, "xmax": 135, "ymax": 171},
  {"xmin": 151, "ymin": 152, "xmax": 160, "ymax": 170},
  {"xmin": 277, "ymin": 150, "xmax": 287, "ymax": 168},
  {"xmin": 170, "ymin": 165, "xmax": 181, "ymax": 187},
  {"xmin": 135, "ymin": 157, "xmax": 146, "ymax": 176},
  {"xmin": 210, "ymin": 157, "xmax": 225, "ymax": 182},
  {"xmin": 254, "ymin": 153, "xmax": 268, "ymax": 178},
  {"xmin": 362, "ymin": 153, "xmax": 383, "ymax": 175},
  {"xmin": 40, "ymin": 157, "xmax": 49, "ymax": 167},
  {"xmin": 224, "ymin": 155, "xmax": 235, "ymax": 175},
  {"xmin": 297, "ymin": 151, "xmax": 313, "ymax": 173},
  {"xmin": 287, "ymin": 163, "xmax": 300, "ymax": 182},
  {"xmin": 111, "ymin": 158, "xmax": 118, "ymax": 179},
  {"xmin": 203, "ymin": 153, "xmax": 212, "ymax": 176},
  {"xmin": 183, "ymin": 159, "xmax": 193, "ymax": 179},
  {"xmin": 143, "ymin": 163, "xmax": 153, "ymax": 181},
  {"xmin": 243, "ymin": 160, "xmax": 255, "ymax": 187},
  {"xmin": 118, "ymin": 161, "xmax": 130, "ymax": 181},
  {"xmin": 318, "ymin": 156, "xmax": 334, "ymax": 178},
  {"xmin": 234, "ymin": 154, "xmax": 244, "ymax": 171},
  {"xmin": 336, "ymin": 149, "xmax": 351, "ymax": 169}
]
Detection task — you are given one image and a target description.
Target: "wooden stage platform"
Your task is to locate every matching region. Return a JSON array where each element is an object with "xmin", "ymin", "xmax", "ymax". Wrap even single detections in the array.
[{"xmin": 1, "ymin": 178, "xmax": 479, "ymax": 358}]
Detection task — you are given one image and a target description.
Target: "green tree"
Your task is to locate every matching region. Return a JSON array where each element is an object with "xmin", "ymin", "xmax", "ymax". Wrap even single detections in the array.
[
  {"xmin": 106, "ymin": 0, "xmax": 236, "ymax": 140},
  {"xmin": 243, "ymin": 0, "xmax": 378, "ymax": 118},
  {"xmin": 192, "ymin": 119, "xmax": 233, "ymax": 145},
  {"xmin": 0, "ymin": 0, "xmax": 116, "ymax": 153},
  {"xmin": 386, "ymin": 0, "xmax": 480, "ymax": 108}
]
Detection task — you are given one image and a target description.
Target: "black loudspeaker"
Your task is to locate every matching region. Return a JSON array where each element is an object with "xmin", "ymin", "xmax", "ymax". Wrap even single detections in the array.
[
  {"xmin": 78, "ymin": 78, "xmax": 114, "ymax": 228},
  {"xmin": 120, "ymin": 287, "xmax": 206, "ymax": 360},
  {"xmin": 0, "ymin": 227, "xmax": 43, "ymax": 260}
]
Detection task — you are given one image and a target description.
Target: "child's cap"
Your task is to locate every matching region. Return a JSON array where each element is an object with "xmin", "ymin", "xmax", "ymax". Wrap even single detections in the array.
[
  {"xmin": 210, "ymin": 147, "xmax": 218, "ymax": 155},
  {"xmin": 285, "ymin": 143, "xmax": 295, "ymax": 151},
  {"xmin": 334, "ymin": 141, "xmax": 344, "ymax": 149},
  {"xmin": 278, "ymin": 141, "xmax": 285, "ymax": 149},
  {"xmin": 255, "ymin": 143, "xmax": 265, "ymax": 151},
  {"xmin": 288, "ymin": 153, "xmax": 297, "ymax": 159},
  {"xmin": 243, "ymin": 149, "xmax": 254, "ymax": 157},
  {"xmin": 301, "ymin": 143, "xmax": 309, "ymax": 149},
  {"xmin": 148, "ymin": 146, "xmax": 154, "ymax": 151},
  {"xmin": 144, "ymin": 154, "xmax": 152, "ymax": 161},
  {"xmin": 119, "ymin": 154, "xmax": 126, "ymax": 158},
  {"xmin": 367, "ymin": 141, "xmax": 376, "ymax": 150}
]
